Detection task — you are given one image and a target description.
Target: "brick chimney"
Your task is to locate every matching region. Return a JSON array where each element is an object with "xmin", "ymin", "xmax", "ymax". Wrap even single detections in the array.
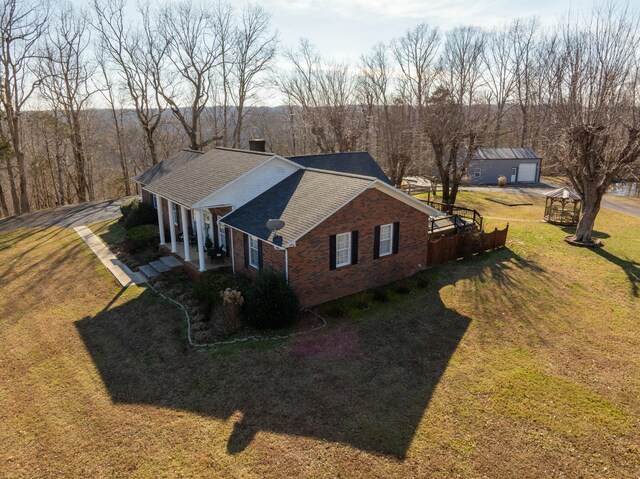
[{"xmin": 248, "ymin": 139, "xmax": 266, "ymax": 152}]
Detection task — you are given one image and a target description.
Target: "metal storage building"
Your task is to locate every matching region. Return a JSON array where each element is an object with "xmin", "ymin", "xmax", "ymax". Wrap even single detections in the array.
[{"xmin": 463, "ymin": 148, "xmax": 542, "ymax": 185}]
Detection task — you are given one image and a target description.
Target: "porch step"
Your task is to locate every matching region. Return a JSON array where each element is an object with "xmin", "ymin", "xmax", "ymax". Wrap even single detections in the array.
[
  {"xmin": 149, "ymin": 259, "xmax": 172, "ymax": 273},
  {"xmin": 139, "ymin": 264, "xmax": 161, "ymax": 279},
  {"xmin": 159, "ymin": 256, "xmax": 183, "ymax": 269}
]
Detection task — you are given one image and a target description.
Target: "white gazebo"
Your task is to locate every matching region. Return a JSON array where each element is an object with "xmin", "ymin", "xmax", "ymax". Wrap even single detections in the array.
[{"xmin": 544, "ymin": 187, "xmax": 581, "ymax": 225}]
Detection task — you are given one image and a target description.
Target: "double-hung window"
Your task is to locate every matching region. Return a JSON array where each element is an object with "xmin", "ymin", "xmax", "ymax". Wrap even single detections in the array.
[
  {"xmin": 248, "ymin": 235, "xmax": 259, "ymax": 268},
  {"xmin": 335, "ymin": 232, "xmax": 351, "ymax": 268},
  {"xmin": 379, "ymin": 223, "xmax": 393, "ymax": 257},
  {"xmin": 152, "ymin": 195, "xmax": 158, "ymax": 209}
]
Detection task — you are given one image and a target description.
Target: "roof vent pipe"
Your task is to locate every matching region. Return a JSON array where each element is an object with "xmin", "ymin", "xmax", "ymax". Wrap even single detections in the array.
[{"xmin": 249, "ymin": 139, "xmax": 266, "ymax": 152}]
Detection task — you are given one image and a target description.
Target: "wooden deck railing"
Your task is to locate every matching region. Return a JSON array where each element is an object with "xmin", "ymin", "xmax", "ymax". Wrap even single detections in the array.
[{"xmin": 424, "ymin": 200, "xmax": 484, "ymax": 231}]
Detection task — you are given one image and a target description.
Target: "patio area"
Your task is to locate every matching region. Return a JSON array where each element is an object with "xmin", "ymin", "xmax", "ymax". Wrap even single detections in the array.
[{"xmin": 162, "ymin": 241, "xmax": 231, "ymax": 274}]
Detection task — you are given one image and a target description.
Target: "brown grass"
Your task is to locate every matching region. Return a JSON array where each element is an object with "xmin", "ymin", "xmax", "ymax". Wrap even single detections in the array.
[{"xmin": 0, "ymin": 193, "xmax": 639, "ymax": 478}]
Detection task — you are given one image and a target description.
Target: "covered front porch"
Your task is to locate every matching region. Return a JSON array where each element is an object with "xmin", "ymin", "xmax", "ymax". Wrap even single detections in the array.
[{"xmin": 153, "ymin": 192, "xmax": 232, "ymax": 275}]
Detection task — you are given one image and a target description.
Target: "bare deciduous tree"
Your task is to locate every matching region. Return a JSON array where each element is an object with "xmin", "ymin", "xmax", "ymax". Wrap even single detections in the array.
[
  {"xmin": 550, "ymin": 4, "xmax": 640, "ymax": 244},
  {"xmin": 93, "ymin": 0, "xmax": 167, "ymax": 166},
  {"xmin": 426, "ymin": 26, "xmax": 489, "ymax": 206},
  {"xmin": 0, "ymin": 0, "xmax": 48, "ymax": 213},
  {"xmin": 482, "ymin": 25, "xmax": 516, "ymax": 145},
  {"xmin": 229, "ymin": 4, "xmax": 277, "ymax": 148},
  {"xmin": 156, "ymin": 1, "xmax": 223, "ymax": 150},
  {"xmin": 278, "ymin": 40, "xmax": 363, "ymax": 153},
  {"xmin": 38, "ymin": 4, "xmax": 94, "ymax": 202}
]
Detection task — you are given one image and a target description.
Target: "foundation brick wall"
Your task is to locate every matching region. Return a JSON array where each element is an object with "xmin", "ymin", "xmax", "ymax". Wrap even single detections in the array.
[
  {"xmin": 228, "ymin": 187, "xmax": 429, "ymax": 307},
  {"xmin": 231, "ymin": 228, "xmax": 286, "ymax": 282},
  {"xmin": 286, "ymin": 188, "xmax": 429, "ymax": 307}
]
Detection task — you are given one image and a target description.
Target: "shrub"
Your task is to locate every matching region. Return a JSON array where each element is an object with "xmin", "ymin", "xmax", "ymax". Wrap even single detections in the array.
[
  {"xmin": 462, "ymin": 174, "xmax": 471, "ymax": 186},
  {"xmin": 497, "ymin": 175, "xmax": 507, "ymax": 187},
  {"xmin": 244, "ymin": 270, "xmax": 299, "ymax": 329},
  {"xmin": 194, "ymin": 273, "xmax": 248, "ymax": 307},
  {"xmin": 393, "ymin": 281, "xmax": 412, "ymax": 294},
  {"xmin": 416, "ymin": 275, "xmax": 429, "ymax": 289},
  {"xmin": 194, "ymin": 331, "xmax": 212, "ymax": 343},
  {"xmin": 125, "ymin": 224, "xmax": 159, "ymax": 252},
  {"xmin": 354, "ymin": 292, "xmax": 372, "ymax": 310},
  {"xmin": 191, "ymin": 321, "xmax": 208, "ymax": 332},
  {"xmin": 324, "ymin": 303, "xmax": 346, "ymax": 317},
  {"xmin": 372, "ymin": 288, "xmax": 390, "ymax": 303},
  {"xmin": 121, "ymin": 199, "xmax": 157, "ymax": 229}
]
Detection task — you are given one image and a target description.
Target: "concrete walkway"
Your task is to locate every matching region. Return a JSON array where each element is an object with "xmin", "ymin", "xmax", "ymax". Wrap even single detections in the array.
[{"xmin": 74, "ymin": 225, "xmax": 146, "ymax": 287}]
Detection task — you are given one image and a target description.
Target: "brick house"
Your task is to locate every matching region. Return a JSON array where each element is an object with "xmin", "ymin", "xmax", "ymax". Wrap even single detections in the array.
[{"xmin": 133, "ymin": 141, "xmax": 441, "ymax": 307}]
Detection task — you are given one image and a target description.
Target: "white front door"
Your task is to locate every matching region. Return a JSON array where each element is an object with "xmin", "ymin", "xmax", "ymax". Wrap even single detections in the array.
[
  {"xmin": 518, "ymin": 163, "xmax": 537, "ymax": 182},
  {"xmin": 510, "ymin": 167, "xmax": 517, "ymax": 183}
]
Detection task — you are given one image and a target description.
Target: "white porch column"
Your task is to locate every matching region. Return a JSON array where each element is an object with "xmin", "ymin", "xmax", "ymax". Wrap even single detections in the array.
[
  {"xmin": 180, "ymin": 205, "xmax": 191, "ymax": 261},
  {"xmin": 155, "ymin": 193, "xmax": 166, "ymax": 245},
  {"xmin": 195, "ymin": 209, "xmax": 206, "ymax": 272},
  {"xmin": 168, "ymin": 200, "xmax": 177, "ymax": 253}
]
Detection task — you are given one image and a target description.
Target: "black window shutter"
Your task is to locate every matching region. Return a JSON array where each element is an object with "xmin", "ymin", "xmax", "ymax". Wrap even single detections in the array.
[
  {"xmin": 392, "ymin": 222, "xmax": 400, "ymax": 254},
  {"xmin": 258, "ymin": 240, "xmax": 263, "ymax": 269},
  {"xmin": 243, "ymin": 233, "xmax": 249, "ymax": 269},
  {"xmin": 329, "ymin": 235, "xmax": 336, "ymax": 270},
  {"xmin": 351, "ymin": 230, "xmax": 358, "ymax": 265},
  {"xmin": 225, "ymin": 228, "xmax": 231, "ymax": 257},
  {"xmin": 373, "ymin": 225, "xmax": 380, "ymax": 259}
]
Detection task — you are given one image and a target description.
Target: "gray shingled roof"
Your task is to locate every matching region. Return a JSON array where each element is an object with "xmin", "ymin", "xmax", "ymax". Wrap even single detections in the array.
[
  {"xmin": 288, "ymin": 152, "xmax": 393, "ymax": 185},
  {"xmin": 463, "ymin": 147, "xmax": 541, "ymax": 160},
  {"xmin": 220, "ymin": 169, "xmax": 373, "ymax": 246},
  {"xmin": 142, "ymin": 147, "xmax": 273, "ymax": 207},
  {"xmin": 133, "ymin": 149, "xmax": 202, "ymax": 185}
]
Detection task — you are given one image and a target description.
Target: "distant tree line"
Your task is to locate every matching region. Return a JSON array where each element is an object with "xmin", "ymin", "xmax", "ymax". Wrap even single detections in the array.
[{"xmin": 1, "ymin": 0, "xmax": 639, "ymax": 243}]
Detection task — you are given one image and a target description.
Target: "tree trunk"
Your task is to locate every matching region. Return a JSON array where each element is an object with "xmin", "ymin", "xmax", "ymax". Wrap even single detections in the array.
[
  {"xmin": 4, "ymin": 156, "xmax": 20, "ymax": 214},
  {"xmin": 574, "ymin": 193, "xmax": 602, "ymax": 244},
  {"xmin": 0, "ymin": 181, "xmax": 9, "ymax": 217}
]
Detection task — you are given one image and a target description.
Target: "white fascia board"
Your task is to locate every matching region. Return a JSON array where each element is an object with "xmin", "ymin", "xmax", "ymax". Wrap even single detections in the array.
[
  {"xmin": 369, "ymin": 180, "xmax": 444, "ymax": 217},
  {"xmin": 141, "ymin": 186, "xmax": 192, "ymax": 210},
  {"xmin": 217, "ymin": 221, "xmax": 283, "ymax": 249},
  {"xmin": 192, "ymin": 155, "xmax": 303, "ymax": 209}
]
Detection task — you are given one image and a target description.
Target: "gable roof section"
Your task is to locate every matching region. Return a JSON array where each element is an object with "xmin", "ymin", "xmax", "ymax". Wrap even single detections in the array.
[
  {"xmin": 141, "ymin": 147, "xmax": 273, "ymax": 207},
  {"xmin": 220, "ymin": 169, "xmax": 374, "ymax": 247},
  {"xmin": 288, "ymin": 152, "xmax": 393, "ymax": 185},
  {"xmin": 133, "ymin": 149, "xmax": 202, "ymax": 185},
  {"xmin": 463, "ymin": 147, "xmax": 541, "ymax": 161}
]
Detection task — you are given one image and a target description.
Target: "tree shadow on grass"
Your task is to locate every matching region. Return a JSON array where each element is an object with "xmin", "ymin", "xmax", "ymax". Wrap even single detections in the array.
[
  {"xmin": 560, "ymin": 225, "xmax": 611, "ymax": 239},
  {"xmin": 74, "ymin": 248, "xmax": 545, "ymax": 459},
  {"xmin": 591, "ymin": 248, "xmax": 639, "ymax": 297}
]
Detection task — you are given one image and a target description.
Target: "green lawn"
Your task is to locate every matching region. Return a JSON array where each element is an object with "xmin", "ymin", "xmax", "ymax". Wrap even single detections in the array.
[{"xmin": 0, "ymin": 192, "xmax": 638, "ymax": 478}]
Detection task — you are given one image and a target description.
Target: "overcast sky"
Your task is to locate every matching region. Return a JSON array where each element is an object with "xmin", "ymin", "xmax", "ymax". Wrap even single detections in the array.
[{"xmin": 261, "ymin": 0, "xmax": 581, "ymax": 62}]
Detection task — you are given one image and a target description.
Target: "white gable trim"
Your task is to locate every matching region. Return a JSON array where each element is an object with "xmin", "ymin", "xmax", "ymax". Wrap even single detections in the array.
[
  {"xmin": 369, "ymin": 180, "xmax": 443, "ymax": 217},
  {"xmin": 192, "ymin": 155, "xmax": 303, "ymax": 209}
]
